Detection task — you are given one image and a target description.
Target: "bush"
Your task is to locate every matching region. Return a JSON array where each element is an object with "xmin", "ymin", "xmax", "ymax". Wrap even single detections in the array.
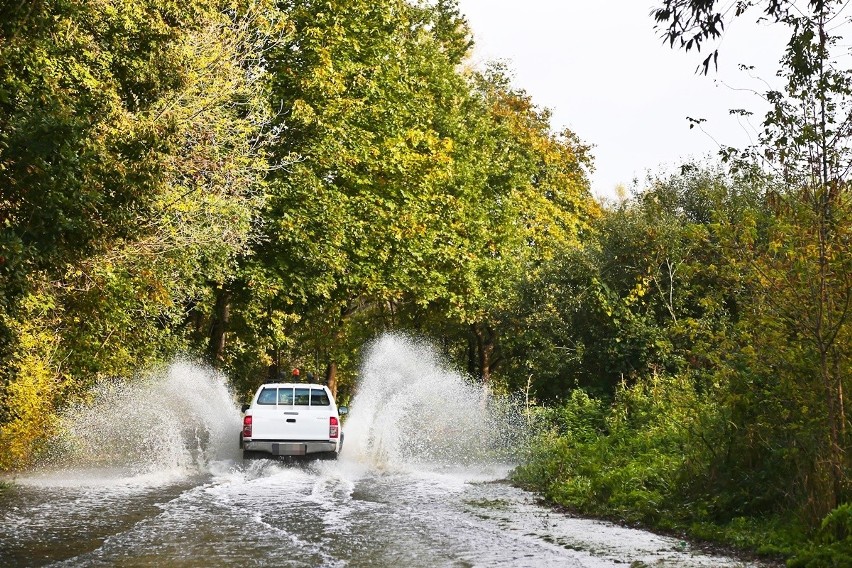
[
  {"xmin": 513, "ymin": 372, "xmax": 818, "ymax": 561},
  {"xmin": 788, "ymin": 504, "xmax": 852, "ymax": 568},
  {"xmin": 0, "ymin": 294, "xmax": 63, "ymax": 471},
  {"xmin": 514, "ymin": 374, "xmax": 715, "ymax": 525}
]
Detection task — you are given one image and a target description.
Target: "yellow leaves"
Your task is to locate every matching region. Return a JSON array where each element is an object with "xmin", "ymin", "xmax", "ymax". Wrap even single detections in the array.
[
  {"xmin": 768, "ymin": 237, "xmax": 785, "ymax": 256},
  {"xmin": 625, "ymin": 275, "xmax": 652, "ymax": 307},
  {"xmin": 738, "ymin": 210, "xmax": 759, "ymax": 248},
  {"xmin": 291, "ymin": 99, "xmax": 317, "ymax": 125},
  {"xmin": 0, "ymin": 296, "xmax": 63, "ymax": 471}
]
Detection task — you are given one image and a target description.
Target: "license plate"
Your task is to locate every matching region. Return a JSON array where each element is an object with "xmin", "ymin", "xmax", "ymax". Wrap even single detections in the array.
[{"xmin": 272, "ymin": 443, "xmax": 306, "ymax": 456}]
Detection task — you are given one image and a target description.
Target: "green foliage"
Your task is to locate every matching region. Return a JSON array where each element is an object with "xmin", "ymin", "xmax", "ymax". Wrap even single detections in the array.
[
  {"xmin": 1, "ymin": 9, "xmax": 847, "ymax": 567},
  {"xmin": 519, "ymin": 377, "xmax": 680, "ymax": 520},
  {"xmin": 0, "ymin": 0, "xmax": 282, "ymax": 467},
  {"xmin": 646, "ymin": 7, "xmax": 852, "ymax": 526},
  {"xmin": 714, "ymin": 3, "xmax": 852, "ymax": 521},
  {"xmin": 687, "ymin": 516, "xmax": 805, "ymax": 558},
  {"xmin": 220, "ymin": 0, "xmax": 597, "ymax": 394},
  {"xmin": 221, "ymin": 0, "xmax": 486, "ymax": 392},
  {"xmin": 514, "ymin": 375, "xmax": 810, "ymax": 558},
  {"xmin": 789, "ymin": 505, "xmax": 852, "ymax": 567},
  {"xmin": 1, "ymin": 0, "xmax": 599, "ymax": 455},
  {"xmin": 498, "ymin": 164, "xmax": 744, "ymax": 400}
]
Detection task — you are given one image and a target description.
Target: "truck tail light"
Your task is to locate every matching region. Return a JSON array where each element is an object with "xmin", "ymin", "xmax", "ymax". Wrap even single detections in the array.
[
  {"xmin": 242, "ymin": 415, "xmax": 252, "ymax": 438},
  {"xmin": 329, "ymin": 416, "xmax": 339, "ymax": 439}
]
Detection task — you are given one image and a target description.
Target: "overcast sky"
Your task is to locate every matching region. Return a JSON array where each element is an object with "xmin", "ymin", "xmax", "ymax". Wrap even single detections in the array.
[{"xmin": 455, "ymin": 1, "xmax": 790, "ymax": 200}]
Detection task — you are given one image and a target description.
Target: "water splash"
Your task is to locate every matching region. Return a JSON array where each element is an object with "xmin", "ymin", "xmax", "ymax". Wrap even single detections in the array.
[
  {"xmin": 41, "ymin": 359, "xmax": 241, "ymax": 477},
  {"xmin": 28, "ymin": 336, "xmax": 524, "ymax": 483},
  {"xmin": 342, "ymin": 333, "xmax": 527, "ymax": 472}
]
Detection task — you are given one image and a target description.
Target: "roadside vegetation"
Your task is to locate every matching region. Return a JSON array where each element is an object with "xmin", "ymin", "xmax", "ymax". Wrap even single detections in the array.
[
  {"xmin": 511, "ymin": 3, "xmax": 852, "ymax": 565},
  {"xmin": 1, "ymin": 0, "xmax": 850, "ymax": 565}
]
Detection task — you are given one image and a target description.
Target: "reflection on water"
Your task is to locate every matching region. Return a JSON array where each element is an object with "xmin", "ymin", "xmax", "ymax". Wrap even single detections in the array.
[{"xmin": 0, "ymin": 338, "xmax": 767, "ymax": 568}]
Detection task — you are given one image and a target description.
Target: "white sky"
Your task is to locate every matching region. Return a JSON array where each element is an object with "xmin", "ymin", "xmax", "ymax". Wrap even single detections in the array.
[{"xmin": 456, "ymin": 1, "xmax": 791, "ymax": 200}]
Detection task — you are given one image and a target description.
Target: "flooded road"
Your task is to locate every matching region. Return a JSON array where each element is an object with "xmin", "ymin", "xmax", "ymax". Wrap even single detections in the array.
[
  {"xmin": 0, "ymin": 336, "xmax": 770, "ymax": 567},
  {"xmin": 1, "ymin": 460, "xmax": 767, "ymax": 567}
]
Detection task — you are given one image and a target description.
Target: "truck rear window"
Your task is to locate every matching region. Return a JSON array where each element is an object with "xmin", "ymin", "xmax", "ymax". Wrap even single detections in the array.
[
  {"xmin": 257, "ymin": 387, "xmax": 277, "ymax": 405},
  {"xmin": 255, "ymin": 386, "xmax": 331, "ymax": 406},
  {"xmin": 310, "ymin": 389, "xmax": 331, "ymax": 406},
  {"xmin": 278, "ymin": 388, "xmax": 294, "ymax": 405},
  {"xmin": 294, "ymin": 388, "xmax": 310, "ymax": 405}
]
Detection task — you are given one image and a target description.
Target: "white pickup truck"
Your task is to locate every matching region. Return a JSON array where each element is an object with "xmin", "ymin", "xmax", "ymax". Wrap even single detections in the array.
[{"xmin": 240, "ymin": 382, "xmax": 348, "ymax": 460}]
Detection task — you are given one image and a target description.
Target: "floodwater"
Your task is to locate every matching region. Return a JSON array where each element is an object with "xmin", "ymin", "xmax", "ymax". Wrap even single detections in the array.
[{"xmin": 0, "ymin": 335, "xmax": 770, "ymax": 567}]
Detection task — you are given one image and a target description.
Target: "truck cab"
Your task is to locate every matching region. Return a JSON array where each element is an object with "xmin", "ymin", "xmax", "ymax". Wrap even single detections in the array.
[{"xmin": 240, "ymin": 383, "xmax": 347, "ymax": 460}]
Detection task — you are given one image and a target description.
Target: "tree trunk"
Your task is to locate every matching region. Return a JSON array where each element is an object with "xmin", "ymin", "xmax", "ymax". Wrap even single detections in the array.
[
  {"xmin": 467, "ymin": 333, "xmax": 477, "ymax": 378},
  {"xmin": 326, "ymin": 361, "xmax": 338, "ymax": 398},
  {"xmin": 267, "ymin": 347, "xmax": 282, "ymax": 382},
  {"xmin": 472, "ymin": 322, "xmax": 495, "ymax": 384},
  {"xmin": 820, "ymin": 349, "xmax": 842, "ymax": 513},
  {"xmin": 207, "ymin": 284, "xmax": 231, "ymax": 364}
]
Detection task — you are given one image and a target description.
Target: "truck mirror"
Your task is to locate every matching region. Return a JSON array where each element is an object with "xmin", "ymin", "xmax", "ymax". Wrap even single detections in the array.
[{"xmin": 338, "ymin": 406, "xmax": 348, "ymax": 416}]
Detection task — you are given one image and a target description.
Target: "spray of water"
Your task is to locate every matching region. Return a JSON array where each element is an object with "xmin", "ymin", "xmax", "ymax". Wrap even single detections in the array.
[
  {"xmin": 342, "ymin": 332, "xmax": 527, "ymax": 472},
  {"xmin": 43, "ymin": 359, "xmax": 241, "ymax": 476},
  {"xmin": 31, "ymin": 335, "xmax": 525, "ymax": 484}
]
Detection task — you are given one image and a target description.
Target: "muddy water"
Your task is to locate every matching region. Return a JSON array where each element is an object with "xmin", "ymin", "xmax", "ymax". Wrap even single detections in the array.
[{"xmin": 0, "ymin": 336, "xmax": 769, "ymax": 567}]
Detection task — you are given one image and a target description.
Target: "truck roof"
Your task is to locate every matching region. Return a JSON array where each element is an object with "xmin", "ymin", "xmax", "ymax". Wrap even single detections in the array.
[{"xmin": 257, "ymin": 383, "xmax": 328, "ymax": 389}]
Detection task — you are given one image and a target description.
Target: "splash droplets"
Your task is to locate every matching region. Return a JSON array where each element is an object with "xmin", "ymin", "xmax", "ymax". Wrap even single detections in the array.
[
  {"xmin": 342, "ymin": 333, "xmax": 527, "ymax": 470},
  {"xmin": 45, "ymin": 360, "xmax": 242, "ymax": 475}
]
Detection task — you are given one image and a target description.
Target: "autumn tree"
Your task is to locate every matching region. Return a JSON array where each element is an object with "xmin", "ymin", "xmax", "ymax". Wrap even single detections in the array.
[
  {"xmin": 0, "ymin": 0, "xmax": 282, "ymax": 468},
  {"xmin": 214, "ymin": 0, "xmax": 483, "ymax": 395},
  {"xmin": 442, "ymin": 66, "xmax": 598, "ymax": 385},
  {"xmin": 655, "ymin": 0, "xmax": 852, "ymax": 520},
  {"xmin": 210, "ymin": 1, "xmax": 599, "ymax": 397}
]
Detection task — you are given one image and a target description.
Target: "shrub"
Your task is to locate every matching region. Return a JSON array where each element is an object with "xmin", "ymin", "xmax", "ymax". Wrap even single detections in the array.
[
  {"xmin": 788, "ymin": 504, "xmax": 852, "ymax": 568},
  {"xmin": 514, "ymin": 374, "xmax": 716, "ymax": 525}
]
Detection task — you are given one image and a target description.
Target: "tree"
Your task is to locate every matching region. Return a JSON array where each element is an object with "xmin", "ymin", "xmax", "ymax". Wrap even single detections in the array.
[
  {"xmin": 726, "ymin": 19, "xmax": 852, "ymax": 519},
  {"xmin": 652, "ymin": 0, "xmax": 835, "ymax": 73},
  {"xmin": 462, "ymin": 72, "xmax": 598, "ymax": 385},
  {"xmin": 212, "ymin": 1, "xmax": 599, "ymax": 397},
  {"xmin": 218, "ymin": 0, "xmax": 486, "ymax": 395},
  {"xmin": 655, "ymin": 0, "xmax": 852, "ymax": 520},
  {"xmin": 0, "ymin": 0, "xmax": 282, "ymax": 468},
  {"xmin": 499, "ymin": 165, "xmax": 744, "ymax": 401}
]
